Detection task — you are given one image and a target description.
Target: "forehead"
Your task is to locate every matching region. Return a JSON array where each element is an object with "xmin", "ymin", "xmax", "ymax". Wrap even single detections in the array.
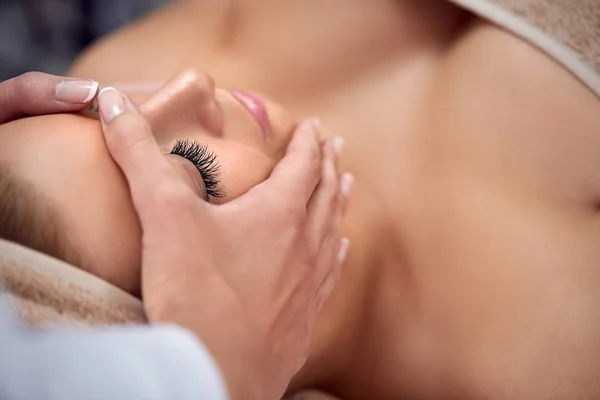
[
  {"xmin": 0, "ymin": 114, "xmax": 110, "ymax": 182},
  {"xmin": 0, "ymin": 113, "xmax": 132, "ymax": 229},
  {"xmin": 0, "ymin": 114, "xmax": 140, "ymax": 273}
]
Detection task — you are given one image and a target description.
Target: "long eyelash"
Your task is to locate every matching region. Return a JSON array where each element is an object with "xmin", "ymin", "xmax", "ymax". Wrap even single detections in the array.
[{"xmin": 170, "ymin": 139, "xmax": 225, "ymax": 200}]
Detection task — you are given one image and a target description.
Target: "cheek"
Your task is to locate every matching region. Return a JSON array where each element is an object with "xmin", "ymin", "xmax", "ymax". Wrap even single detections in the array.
[{"xmin": 214, "ymin": 147, "xmax": 277, "ymax": 201}]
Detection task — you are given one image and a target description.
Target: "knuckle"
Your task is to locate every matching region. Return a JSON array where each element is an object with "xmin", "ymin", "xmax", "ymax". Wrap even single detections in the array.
[
  {"xmin": 16, "ymin": 72, "xmax": 41, "ymax": 89},
  {"xmin": 298, "ymin": 246, "xmax": 319, "ymax": 278},
  {"xmin": 306, "ymin": 249, "xmax": 319, "ymax": 271},
  {"xmin": 302, "ymin": 249, "xmax": 321, "ymax": 282},
  {"xmin": 8, "ymin": 72, "xmax": 39, "ymax": 98}
]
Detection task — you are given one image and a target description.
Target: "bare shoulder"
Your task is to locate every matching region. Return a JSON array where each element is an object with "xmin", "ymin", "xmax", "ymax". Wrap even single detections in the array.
[
  {"xmin": 441, "ymin": 17, "xmax": 599, "ymax": 120},
  {"xmin": 429, "ymin": 17, "xmax": 600, "ymax": 204}
]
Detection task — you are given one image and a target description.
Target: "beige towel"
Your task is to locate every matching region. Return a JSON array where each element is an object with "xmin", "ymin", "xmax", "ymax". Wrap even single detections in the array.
[
  {"xmin": 0, "ymin": 238, "xmax": 145, "ymax": 328},
  {"xmin": 448, "ymin": 0, "xmax": 600, "ymax": 97}
]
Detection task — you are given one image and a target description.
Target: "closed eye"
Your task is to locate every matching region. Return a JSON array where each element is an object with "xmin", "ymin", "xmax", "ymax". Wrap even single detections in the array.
[{"xmin": 170, "ymin": 139, "xmax": 225, "ymax": 201}]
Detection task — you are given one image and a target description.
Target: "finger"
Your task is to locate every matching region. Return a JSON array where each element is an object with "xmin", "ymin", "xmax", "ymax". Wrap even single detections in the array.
[
  {"xmin": 311, "ymin": 165, "xmax": 353, "ymax": 289},
  {"xmin": 331, "ymin": 136, "xmax": 344, "ymax": 172},
  {"xmin": 97, "ymin": 87, "xmax": 198, "ymax": 230},
  {"xmin": 338, "ymin": 173, "xmax": 354, "ymax": 220},
  {"xmin": 318, "ymin": 172, "xmax": 353, "ymax": 263},
  {"xmin": 257, "ymin": 119, "xmax": 322, "ymax": 205},
  {"xmin": 314, "ymin": 237, "xmax": 349, "ymax": 312},
  {"xmin": 0, "ymin": 72, "xmax": 98, "ymax": 123},
  {"xmin": 307, "ymin": 139, "xmax": 341, "ymax": 243}
]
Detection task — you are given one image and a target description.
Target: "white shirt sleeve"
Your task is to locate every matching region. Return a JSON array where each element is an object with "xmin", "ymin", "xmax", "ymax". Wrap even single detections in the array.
[{"xmin": 0, "ymin": 303, "xmax": 229, "ymax": 400}]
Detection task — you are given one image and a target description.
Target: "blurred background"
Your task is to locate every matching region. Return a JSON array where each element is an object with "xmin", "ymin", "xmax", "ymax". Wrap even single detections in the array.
[{"xmin": 0, "ymin": 0, "xmax": 171, "ymax": 81}]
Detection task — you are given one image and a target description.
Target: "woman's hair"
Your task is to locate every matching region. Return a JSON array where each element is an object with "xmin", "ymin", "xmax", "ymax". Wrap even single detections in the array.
[{"xmin": 0, "ymin": 163, "xmax": 72, "ymax": 263}]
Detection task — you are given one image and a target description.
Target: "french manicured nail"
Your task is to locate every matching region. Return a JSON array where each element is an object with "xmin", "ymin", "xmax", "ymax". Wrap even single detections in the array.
[
  {"xmin": 98, "ymin": 87, "xmax": 125, "ymax": 123},
  {"xmin": 332, "ymin": 137, "xmax": 345, "ymax": 157},
  {"xmin": 337, "ymin": 237, "xmax": 350, "ymax": 264},
  {"xmin": 54, "ymin": 79, "xmax": 99, "ymax": 104},
  {"xmin": 340, "ymin": 173, "xmax": 354, "ymax": 198}
]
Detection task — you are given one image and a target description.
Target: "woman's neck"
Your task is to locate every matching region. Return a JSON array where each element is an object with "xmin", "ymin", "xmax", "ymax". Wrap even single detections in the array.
[{"xmin": 284, "ymin": 189, "xmax": 409, "ymax": 396}]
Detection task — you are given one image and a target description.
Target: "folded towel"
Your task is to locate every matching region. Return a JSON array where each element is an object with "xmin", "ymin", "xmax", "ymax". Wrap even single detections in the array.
[{"xmin": 0, "ymin": 238, "xmax": 145, "ymax": 328}]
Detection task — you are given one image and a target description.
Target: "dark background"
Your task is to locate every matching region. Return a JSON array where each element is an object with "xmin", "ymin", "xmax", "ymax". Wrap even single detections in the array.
[{"xmin": 0, "ymin": 0, "xmax": 170, "ymax": 81}]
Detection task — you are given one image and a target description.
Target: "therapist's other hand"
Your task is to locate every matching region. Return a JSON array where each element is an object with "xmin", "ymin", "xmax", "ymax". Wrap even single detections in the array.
[
  {"xmin": 0, "ymin": 72, "xmax": 98, "ymax": 123},
  {"xmin": 97, "ymin": 88, "xmax": 351, "ymax": 400}
]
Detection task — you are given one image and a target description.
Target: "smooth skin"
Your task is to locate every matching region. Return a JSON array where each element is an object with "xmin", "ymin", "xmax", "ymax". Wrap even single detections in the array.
[
  {"xmin": 7, "ymin": 0, "xmax": 600, "ymax": 397},
  {"xmin": 0, "ymin": 73, "xmax": 351, "ymax": 400}
]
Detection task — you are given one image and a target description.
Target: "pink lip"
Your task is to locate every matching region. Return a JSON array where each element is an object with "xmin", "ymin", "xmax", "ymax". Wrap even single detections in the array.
[{"xmin": 229, "ymin": 90, "xmax": 271, "ymax": 139}]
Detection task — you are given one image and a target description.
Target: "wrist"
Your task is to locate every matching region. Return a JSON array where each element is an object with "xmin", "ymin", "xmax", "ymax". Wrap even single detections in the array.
[
  {"xmin": 204, "ymin": 333, "xmax": 270, "ymax": 400},
  {"xmin": 147, "ymin": 305, "xmax": 270, "ymax": 398}
]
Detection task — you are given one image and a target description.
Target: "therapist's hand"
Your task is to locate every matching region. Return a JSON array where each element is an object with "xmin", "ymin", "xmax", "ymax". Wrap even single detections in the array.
[
  {"xmin": 0, "ymin": 72, "xmax": 98, "ymax": 123},
  {"xmin": 97, "ymin": 88, "xmax": 351, "ymax": 400}
]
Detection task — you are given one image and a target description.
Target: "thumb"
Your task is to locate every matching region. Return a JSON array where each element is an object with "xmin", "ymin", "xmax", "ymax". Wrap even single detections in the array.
[{"xmin": 97, "ymin": 87, "xmax": 195, "ymax": 232}]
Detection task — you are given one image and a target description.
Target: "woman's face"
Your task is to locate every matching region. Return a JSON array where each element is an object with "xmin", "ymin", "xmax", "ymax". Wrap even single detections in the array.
[{"xmin": 0, "ymin": 69, "xmax": 297, "ymax": 294}]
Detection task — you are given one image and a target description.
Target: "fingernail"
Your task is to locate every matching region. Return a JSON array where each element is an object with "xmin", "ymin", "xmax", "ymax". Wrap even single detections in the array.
[
  {"xmin": 54, "ymin": 79, "xmax": 99, "ymax": 104},
  {"xmin": 340, "ymin": 173, "xmax": 354, "ymax": 198},
  {"xmin": 98, "ymin": 87, "xmax": 125, "ymax": 123},
  {"xmin": 332, "ymin": 137, "xmax": 345, "ymax": 157},
  {"xmin": 337, "ymin": 237, "xmax": 350, "ymax": 264}
]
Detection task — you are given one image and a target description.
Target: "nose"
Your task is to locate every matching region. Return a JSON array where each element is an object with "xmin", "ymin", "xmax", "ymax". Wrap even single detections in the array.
[{"xmin": 139, "ymin": 69, "xmax": 222, "ymax": 139}]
